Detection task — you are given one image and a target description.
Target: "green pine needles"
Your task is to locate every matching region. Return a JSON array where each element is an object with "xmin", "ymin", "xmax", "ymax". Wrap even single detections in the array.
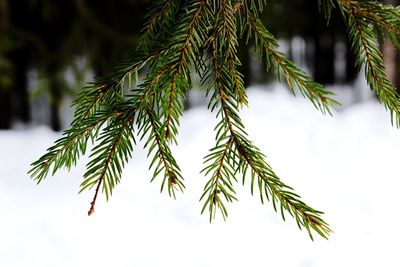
[{"xmin": 29, "ymin": 0, "xmax": 400, "ymax": 240}]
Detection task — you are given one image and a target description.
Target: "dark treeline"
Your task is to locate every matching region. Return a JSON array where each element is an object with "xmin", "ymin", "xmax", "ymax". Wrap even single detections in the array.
[
  {"xmin": 0, "ymin": 0, "xmax": 398, "ymax": 130},
  {"xmin": 0, "ymin": 0, "xmax": 151, "ymax": 130}
]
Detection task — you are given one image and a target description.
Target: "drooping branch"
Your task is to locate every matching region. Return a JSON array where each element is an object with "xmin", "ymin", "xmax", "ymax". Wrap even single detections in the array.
[
  {"xmin": 201, "ymin": 38, "xmax": 331, "ymax": 239},
  {"xmin": 338, "ymin": 0, "xmax": 400, "ymax": 126},
  {"xmin": 244, "ymin": 11, "xmax": 339, "ymax": 115}
]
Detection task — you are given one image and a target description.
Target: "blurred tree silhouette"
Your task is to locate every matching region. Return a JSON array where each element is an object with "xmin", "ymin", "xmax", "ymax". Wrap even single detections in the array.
[
  {"xmin": 383, "ymin": 0, "xmax": 399, "ymax": 90},
  {"xmin": 1, "ymin": 0, "xmax": 151, "ymax": 130},
  {"xmin": 1, "ymin": 0, "xmax": 398, "ymax": 130},
  {"xmin": 264, "ymin": 0, "xmax": 358, "ymax": 84},
  {"xmin": 0, "ymin": 0, "xmax": 12, "ymax": 128}
]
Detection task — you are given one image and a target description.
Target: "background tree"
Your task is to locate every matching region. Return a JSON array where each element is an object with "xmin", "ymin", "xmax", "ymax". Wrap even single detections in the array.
[
  {"xmin": 1, "ymin": 0, "xmax": 386, "ymax": 130},
  {"xmin": 0, "ymin": 0, "xmax": 12, "ymax": 129},
  {"xmin": 1, "ymin": 0, "xmax": 152, "ymax": 130},
  {"xmin": 383, "ymin": 0, "xmax": 400, "ymax": 92}
]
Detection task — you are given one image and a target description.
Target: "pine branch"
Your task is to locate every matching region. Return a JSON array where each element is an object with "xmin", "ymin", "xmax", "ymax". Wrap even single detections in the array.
[
  {"xmin": 143, "ymin": 106, "xmax": 185, "ymax": 197},
  {"xmin": 82, "ymin": 109, "xmax": 135, "ymax": 215},
  {"xmin": 73, "ymin": 42, "xmax": 180, "ymax": 126},
  {"xmin": 164, "ymin": 74, "xmax": 181, "ymax": 141},
  {"xmin": 30, "ymin": 0, "xmax": 214, "ymax": 207},
  {"xmin": 126, "ymin": 0, "xmax": 213, "ymax": 193},
  {"xmin": 244, "ymin": 0, "xmax": 267, "ymax": 16},
  {"xmin": 81, "ymin": 62, "xmax": 182, "ymax": 213},
  {"xmin": 29, "ymin": 108, "xmax": 125, "ymax": 183},
  {"xmin": 338, "ymin": 0, "xmax": 400, "ymax": 42},
  {"xmin": 200, "ymin": 38, "xmax": 241, "ymax": 221},
  {"xmin": 33, "ymin": 0, "xmax": 400, "ymax": 240},
  {"xmin": 201, "ymin": 39, "xmax": 331, "ymax": 239},
  {"xmin": 130, "ymin": 62, "xmax": 186, "ymax": 196},
  {"xmin": 234, "ymin": 137, "xmax": 332, "ymax": 240},
  {"xmin": 201, "ymin": 136, "xmax": 237, "ymax": 221},
  {"xmin": 29, "ymin": 50, "xmax": 168, "ymax": 183},
  {"xmin": 318, "ymin": 0, "xmax": 335, "ymax": 21},
  {"xmin": 339, "ymin": 0, "xmax": 400, "ymax": 126},
  {"xmin": 137, "ymin": 0, "xmax": 180, "ymax": 53},
  {"xmin": 161, "ymin": 0, "xmax": 210, "ymax": 141},
  {"xmin": 220, "ymin": 0, "xmax": 248, "ymax": 107},
  {"xmin": 243, "ymin": 7, "xmax": 339, "ymax": 114},
  {"xmin": 76, "ymin": 53, "xmax": 153, "ymax": 118}
]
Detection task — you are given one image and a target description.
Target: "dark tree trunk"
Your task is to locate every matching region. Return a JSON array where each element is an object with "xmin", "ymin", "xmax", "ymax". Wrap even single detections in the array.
[
  {"xmin": 345, "ymin": 39, "xmax": 358, "ymax": 82},
  {"xmin": 0, "ymin": 90, "xmax": 11, "ymax": 129},
  {"xmin": 49, "ymin": 98, "xmax": 61, "ymax": 131},
  {"xmin": 0, "ymin": 0, "xmax": 11, "ymax": 129},
  {"xmin": 383, "ymin": 38, "xmax": 399, "ymax": 90},
  {"xmin": 383, "ymin": 0, "xmax": 399, "ymax": 93},
  {"xmin": 313, "ymin": 32, "xmax": 335, "ymax": 84},
  {"xmin": 47, "ymin": 66, "xmax": 62, "ymax": 131},
  {"xmin": 238, "ymin": 38, "xmax": 251, "ymax": 87},
  {"xmin": 9, "ymin": 50, "xmax": 30, "ymax": 123}
]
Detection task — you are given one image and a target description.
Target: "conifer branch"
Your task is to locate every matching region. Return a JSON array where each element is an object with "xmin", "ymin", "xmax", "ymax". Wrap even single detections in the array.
[
  {"xmin": 201, "ymin": 39, "xmax": 331, "ymax": 239},
  {"xmin": 31, "ymin": 0, "xmax": 400, "ymax": 240},
  {"xmin": 318, "ymin": 0, "xmax": 335, "ymax": 21},
  {"xmin": 138, "ymin": 0, "xmax": 179, "ymax": 53},
  {"xmin": 338, "ymin": 0, "xmax": 400, "ymax": 126},
  {"xmin": 244, "ymin": 0, "xmax": 266, "ymax": 16},
  {"xmin": 201, "ymin": 39, "xmax": 240, "ymax": 221},
  {"xmin": 338, "ymin": 0, "xmax": 400, "ymax": 38},
  {"xmin": 131, "ymin": 62, "xmax": 186, "ymax": 195},
  {"xmin": 164, "ymin": 75, "xmax": 180, "ymax": 140},
  {"xmin": 201, "ymin": 136, "xmax": 237, "ymax": 221},
  {"xmin": 29, "ymin": 51, "xmax": 169, "ymax": 183},
  {"xmin": 29, "ymin": 108, "xmax": 126, "ymax": 183},
  {"xmin": 82, "ymin": 62, "xmax": 184, "ymax": 212},
  {"xmin": 144, "ymin": 106, "xmax": 185, "ymax": 197},
  {"xmin": 83, "ymin": 111, "xmax": 135, "ymax": 215},
  {"xmin": 245, "ymin": 12, "xmax": 339, "ymax": 114},
  {"xmin": 220, "ymin": 0, "xmax": 248, "ymax": 106},
  {"xmin": 161, "ymin": 0, "xmax": 209, "ymax": 141},
  {"xmin": 233, "ymin": 137, "xmax": 332, "ymax": 240}
]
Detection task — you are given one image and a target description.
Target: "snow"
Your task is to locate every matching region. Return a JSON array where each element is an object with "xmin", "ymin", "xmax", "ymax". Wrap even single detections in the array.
[{"xmin": 1, "ymin": 84, "xmax": 400, "ymax": 267}]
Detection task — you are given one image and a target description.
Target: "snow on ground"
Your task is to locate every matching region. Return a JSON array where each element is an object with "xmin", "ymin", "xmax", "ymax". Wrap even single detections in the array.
[{"xmin": 1, "ymin": 84, "xmax": 400, "ymax": 267}]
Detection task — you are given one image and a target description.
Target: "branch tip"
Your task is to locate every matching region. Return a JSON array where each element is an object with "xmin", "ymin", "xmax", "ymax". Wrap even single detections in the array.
[{"xmin": 88, "ymin": 205, "xmax": 95, "ymax": 216}]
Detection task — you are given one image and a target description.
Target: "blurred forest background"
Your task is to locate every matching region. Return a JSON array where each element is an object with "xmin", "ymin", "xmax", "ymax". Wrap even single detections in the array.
[{"xmin": 0, "ymin": 0, "xmax": 399, "ymax": 131}]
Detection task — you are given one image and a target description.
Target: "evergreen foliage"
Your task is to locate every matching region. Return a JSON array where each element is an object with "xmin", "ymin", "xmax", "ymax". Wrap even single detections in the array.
[{"xmin": 30, "ymin": 0, "xmax": 400, "ymax": 240}]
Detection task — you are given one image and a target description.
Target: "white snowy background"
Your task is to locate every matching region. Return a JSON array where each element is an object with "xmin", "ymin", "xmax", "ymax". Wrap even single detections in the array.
[{"xmin": 1, "ymin": 83, "xmax": 400, "ymax": 267}]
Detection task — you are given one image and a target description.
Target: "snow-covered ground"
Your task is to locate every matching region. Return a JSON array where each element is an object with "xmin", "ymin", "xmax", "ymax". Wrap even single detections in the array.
[{"xmin": 1, "ymin": 84, "xmax": 400, "ymax": 267}]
